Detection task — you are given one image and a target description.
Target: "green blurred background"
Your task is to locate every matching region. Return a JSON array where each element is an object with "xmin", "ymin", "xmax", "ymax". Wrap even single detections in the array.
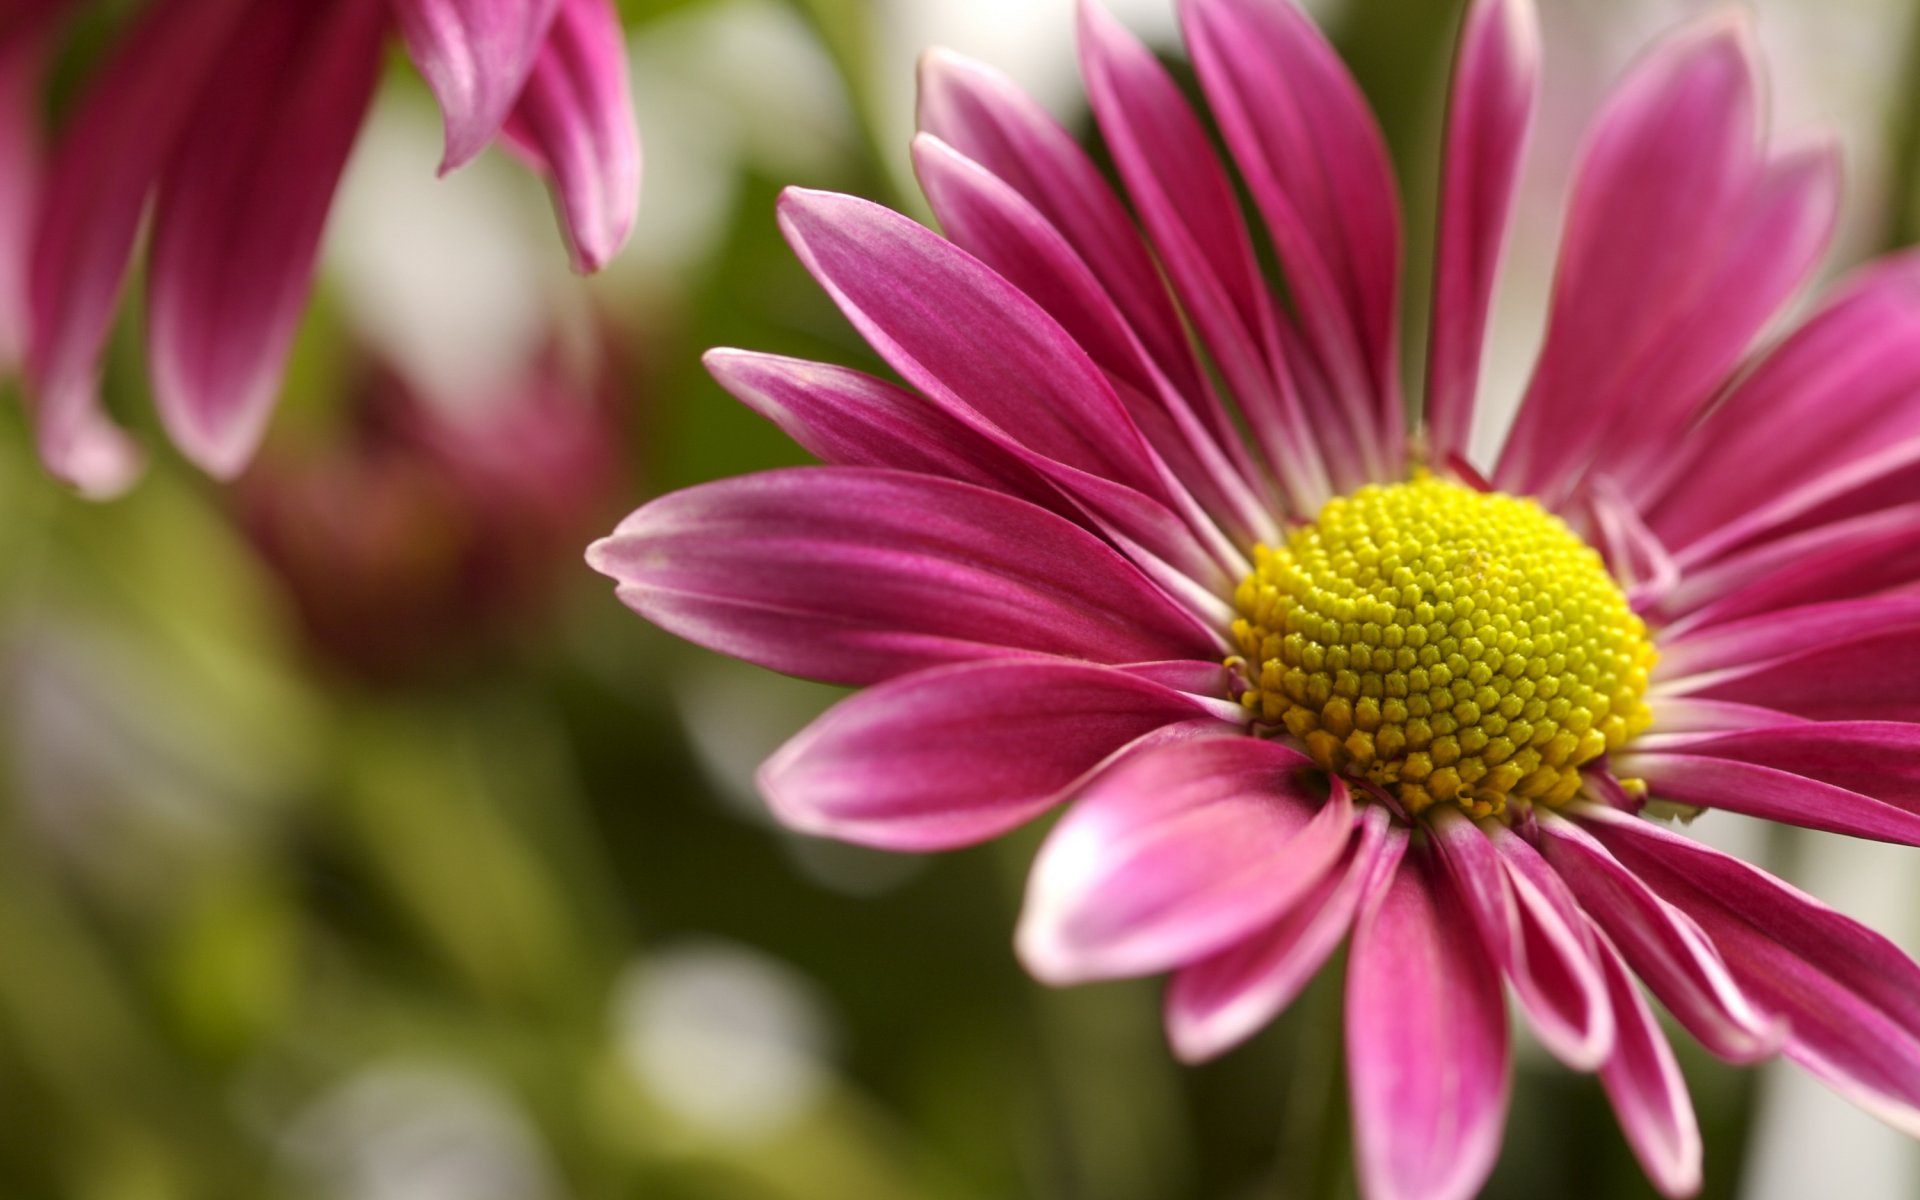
[{"xmin": 2, "ymin": 1, "xmax": 1919, "ymax": 1197}]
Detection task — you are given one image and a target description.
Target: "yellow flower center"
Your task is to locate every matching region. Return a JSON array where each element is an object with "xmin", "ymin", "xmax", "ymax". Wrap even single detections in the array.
[{"xmin": 1229, "ymin": 476, "xmax": 1656, "ymax": 819}]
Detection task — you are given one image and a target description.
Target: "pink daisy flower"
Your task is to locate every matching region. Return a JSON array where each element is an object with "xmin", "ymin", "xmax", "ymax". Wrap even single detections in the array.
[
  {"xmin": 7, "ymin": 0, "xmax": 638, "ymax": 497},
  {"xmin": 590, "ymin": 1, "xmax": 1920, "ymax": 1195}
]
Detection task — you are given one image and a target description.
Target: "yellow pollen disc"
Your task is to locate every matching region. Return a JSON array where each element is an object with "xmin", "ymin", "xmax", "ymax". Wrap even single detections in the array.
[{"xmin": 1229, "ymin": 475, "xmax": 1657, "ymax": 819}]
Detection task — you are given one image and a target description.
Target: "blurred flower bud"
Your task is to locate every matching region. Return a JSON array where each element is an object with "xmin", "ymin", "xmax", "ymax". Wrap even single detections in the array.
[{"xmin": 235, "ymin": 342, "xmax": 628, "ymax": 686}]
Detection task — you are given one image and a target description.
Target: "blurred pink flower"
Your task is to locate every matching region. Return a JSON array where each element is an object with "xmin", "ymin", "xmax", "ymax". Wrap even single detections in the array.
[
  {"xmin": 14, "ymin": 0, "xmax": 638, "ymax": 497},
  {"xmin": 591, "ymin": 1, "xmax": 1920, "ymax": 1196},
  {"xmin": 242, "ymin": 341, "xmax": 626, "ymax": 686}
]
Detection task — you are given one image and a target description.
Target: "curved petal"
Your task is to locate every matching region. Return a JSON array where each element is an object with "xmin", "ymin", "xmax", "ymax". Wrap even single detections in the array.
[
  {"xmin": 1166, "ymin": 802, "xmax": 1398, "ymax": 1063},
  {"xmin": 25, "ymin": 0, "xmax": 254, "ymax": 495},
  {"xmin": 1581, "ymin": 804, "xmax": 1920, "ymax": 1137},
  {"xmin": 1498, "ymin": 13, "xmax": 1830, "ymax": 501},
  {"xmin": 1075, "ymin": 0, "xmax": 1329, "ymax": 508},
  {"xmin": 1609, "ymin": 750, "xmax": 1920, "ymax": 847},
  {"xmin": 757, "ymin": 660, "xmax": 1234, "ymax": 851},
  {"xmin": 1425, "ymin": 0, "xmax": 1538, "ymax": 465},
  {"xmin": 911, "ymin": 131, "xmax": 1274, "ymax": 546},
  {"xmin": 1347, "ymin": 846, "xmax": 1511, "ymax": 1200},
  {"xmin": 586, "ymin": 467, "xmax": 1222, "ymax": 686},
  {"xmin": 1179, "ymin": 0, "xmax": 1404, "ymax": 474},
  {"xmin": 0, "ymin": 16, "xmax": 54, "ymax": 370},
  {"xmin": 1432, "ymin": 808, "xmax": 1614, "ymax": 1070},
  {"xmin": 777, "ymin": 186, "xmax": 1231, "ymax": 596},
  {"xmin": 914, "ymin": 48, "xmax": 1243, "ymax": 467},
  {"xmin": 1658, "ymin": 502, "xmax": 1920, "ymax": 631},
  {"xmin": 1655, "ymin": 593, "xmax": 1920, "ymax": 684},
  {"xmin": 500, "ymin": 0, "xmax": 638, "ymax": 272},
  {"xmin": 1648, "ymin": 251, "xmax": 1920, "ymax": 557},
  {"xmin": 390, "ymin": 0, "xmax": 560, "ymax": 171},
  {"xmin": 1624, "ymin": 721, "xmax": 1920, "ymax": 811},
  {"xmin": 1666, "ymin": 626, "xmax": 1920, "ymax": 723},
  {"xmin": 1589, "ymin": 920, "xmax": 1704, "ymax": 1199},
  {"xmin": 146, "ymin": 0, "xmax": 385, "ymax": 478},
  {"xmin": 703, "ymin": 348, "xmax": 1054, "ymax": 509},
  {"xmin": 1017, "ymin": 739, "xmax": 1353, "ymax": 984},
  {"xmin": 1535, "ymin": 812, "xmax": 1781, "ymax": 1063}
]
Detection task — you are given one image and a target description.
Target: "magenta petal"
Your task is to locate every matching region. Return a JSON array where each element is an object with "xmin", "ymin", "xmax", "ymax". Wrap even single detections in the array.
[
  {"xmin": 777, "ymin": 186, "xmax": 1230, "ymax": 595},
  {"xmin": 1649, "ymin": 252, "xmax": 1920, "ymax": 557},
  {"xmin": 1625, "ymin": 721, "xmax": 1920, "ymax": 811},
  {"xmin": 1582, "ymin": 805, "xmax": 1920, "ymax": 1137},
  {"xmin": 391, "ymin": 0, "xmax": 560, "ymax": 171},
  {"xmin": 1588, "ymin": 920, "xmax": 1704, "ymax": 1199},
  {"xmin": 501, "ymin": 0, "xmax": 638, "ymax": 272},
  {"xmin": 1425, "ymin": 0, "xmax": 1537, "ymax": 465},
  {"xmin": 1611, "ymin": 750, "xmax": 1920, "ymax": 847},
  {"xmin": 1535, "ymin": 812, "xmax": 1780, "ymax": 1063},
  {"xmin": 1659, "ymin": 502, "xmax": 1920, "ymax": 631},
  {"xmin": 911, "ymin": 131, "xmax": 1273, "ymax": 545},
  {"xmin": 757, "ymin": 660, "xmax": 1231, "ymax": 851},
  {"xmin": 1179, "ymin": 0, "xmax": 1404, "ymax": 472},
  {"xmin": 26, "ymin": 0, "xmax": 254, "ymax": 495},
  {"xmin": 1432, "ymin": 808, "xmax": 1614, "ymax": 1070},
  {"xmin": 1075, "ymin": 1, "xmax": 1330, "ymax": 507},
  {"xmin": 1668, "ymin": 626, "xmax": 1920, "ymax": 723},
  {"xmin": 1167, "ymin": 802, "xmax": 1400, "ymax": 1063},
  {"xmin": 1656, "ymin": 593, "xmax": 1920, "ymax": 683},
  {"xmin": 1348, "ymin": 847, "xmax": 1511, "ymax": 1200},
  {"xmin": 146, "ymin": 0, "xmax": 385, "ymax": 478},
  {"xmin": 703, "ymin": 348, "xmax": 1049, "ymax": 505},
  {"xmin": 0, "ymin": 19, "xmax": 51, "ymax": 371},
  {"xmin": 1017, "ymin": 740, "xmax": 1352, "ymax": 985},
  {"xmin": 914, "ymin": 49, "xmax": 1234, "ymax": 461},
  {"xmin": 586, "ymin": 467, "xmax": 1222, "ymax": 686},
  {"xmin": 1498, "ymin": 12, "xmax": 1774, "ymax": 497}
]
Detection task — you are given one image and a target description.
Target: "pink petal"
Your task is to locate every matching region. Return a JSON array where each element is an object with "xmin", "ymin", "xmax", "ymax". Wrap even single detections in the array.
[
  {"xmin": 757, "ymin": 660, "xmax": 1233, "ymax": 851},
  {"xmin": 1075, "ymin": 1, "xmax": 1330, "ymax": 508},
  {"xmin": 1588, "ymin": 920, "xmax": 1704, "ymax": 1199},
  {"xmin": 702, "ymin": 348, "xmax": 1051, "ymax": 506},
  {"xmin": 1167, "ymin": 802, "xmax": 1400, "ymax": 1063},
  {"xmin": 1627, "ymin": 721, "xmax": 1920, "ymax": 811},
  {"xmin": 914, "ymin": 49, "xmax": 1242, "ymax": 467},
  {"xmin": 1497, "ymin": 12, "xmax": 1795, "ymax": 499},
  {"xmin": 1610, "ymin": 748, "xmax": 1920, "ymax": 847},
  {"xmin": 26, "ymin": 0, "xmax": 254, "ymax": 495},
  {"xmin": 1535, "ymin": 812, "xmax": 1781, "ymax": 1063},
  {"xmin": 146, "ymin": 0, "xmax": 386, "ymax": 478},
  {"xmin": 911, "ymin": 131, "xmax": 1274, "ymax": 545},
  {"xmin": 390, "ymin": 0, "xmax": 560, "ymax": 171},
  {"xmin": 585, "ymin": 466, "xmax": 1222, "ymax": 686},
  {"xmin": 1347, "ymin": 846, "xmax": 1511, "ymax": 1200},
  {"xmin": 1017, "ymin": 739, "xmax": 1353, "ymax": 985},
  {"xmin": 1647, "ymin": 251, "xmax": 1920, "ymax": 558},
  {"xmin": 0, "ymin": 17, "xmax": 54, "ymax": 371},
  {"xmin": 1433, "ymin": 809, "xmax": 1614, "ymax": 1070},
  {"xmin": 777, "ymin": 186, "xmax": 1231, "ymax": 597},
  {"xmin": 1424, "ymin": 0, "xmax": 1538, "ymax": 466},
  {"xmin": 1582, "ymin": 804, "xmax": 1920, "ymax": 1137},
  {"xmin": 1671, "ymin": 625, "xmax": 1920, "ymax": 723},
  {"xmin": 501, "ymin": 0, "xmax": 638, "ymax": 272},
  {"xmin": 1179, "ymin": 0, "xmax": 1404, "ymax": 476},
  {"xmin": 1658, "ymin": 501, "xmax": 1920, "ymax": 631},
  {"xmin": 1655, "ymin": 593, "xmax": 1920, "ymax": 684}
]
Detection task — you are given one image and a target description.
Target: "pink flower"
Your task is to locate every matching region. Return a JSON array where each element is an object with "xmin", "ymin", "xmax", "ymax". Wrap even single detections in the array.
[
  {"xmin": 589, "ymin": 1, "xmax": 1920, "ymax": 1196},
  {"xmin": 15, "ymin": 0, "xmax": 638, "ymax": 497}
]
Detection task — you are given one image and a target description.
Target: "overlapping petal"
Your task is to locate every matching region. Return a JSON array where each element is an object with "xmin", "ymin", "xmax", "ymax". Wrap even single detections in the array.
[
  {"xmin": 758, "ymin": 660, "xmax": 1235, "ymax": 851},
  {"xmin": 146, "ymin": 0, "xmax": 385, "ymax": 478},
  {"xmin": 586, "ymin": 467, "xmax": 1222, "ymax": 686},
  {"xmin": 1348, "ymin": 847, "xmax": 1510, "ymax": 1200},
  {"xmin": 1589, "ymin": 919, "xmax": 1703, "ymax": 1198},
  {"xmin": 1584, "ymin": 805, "xmax": 1920, "ymax": 1136},
  {"xmin": 1018, "ymin": 737, "xmax": 1353, "ymax": 984},
  {"xmin": 499, "ymin": 0, "xmax": 639, "ymax": 273},
  {"xmin": 390, "ymin": 0, "xmax": 561, "ymax": 171}
]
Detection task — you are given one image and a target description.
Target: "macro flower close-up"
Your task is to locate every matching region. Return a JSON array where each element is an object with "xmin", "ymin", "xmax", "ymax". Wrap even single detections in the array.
[{"xmin": 590, "ymin": 1, "xmax": 1920, "ymax": 1196}]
